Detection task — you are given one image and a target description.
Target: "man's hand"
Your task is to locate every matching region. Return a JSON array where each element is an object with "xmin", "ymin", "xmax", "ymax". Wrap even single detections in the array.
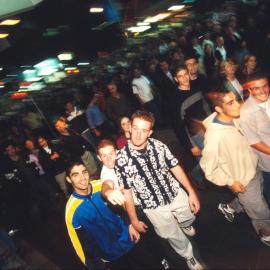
[
  {"xmin": 104, "ymin": 188, "xmax": 126, "ymax": 206},
  {"xmin": 50, "ymin": 152, "xmax": 59, "ymax": 160},
  {"xmin": 92, "ymin": 128, "xmax": 101, "ymax": 137},
  {"xmin": 191, "ymin": 146, "xmax": 202, "ymax": 157},
  {"xmin": 229, "ymin": 181, "xmax": 246, "ymax": 193},
  {"xmin": 188, "ymin": 191, "xmax": 200, "ymax": 214},
  {"xmin": 128, "ymin": 224, "xmax": 140, "ymax": 243},
  {"xmin": 131, "ymin": 220, "xmax": 148, "ymax": 233}
]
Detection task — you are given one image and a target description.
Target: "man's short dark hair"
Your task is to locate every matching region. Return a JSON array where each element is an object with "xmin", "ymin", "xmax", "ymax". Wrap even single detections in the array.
[
  {"xmin": 66, "ymin": 160, "xmax": 85, "ymax": 177},
  {"xmin": 3, "ymin": 140, "xmax": 17, "ymax": 151},
  {"xmin": 184, "ymin": 52, "xmax": 198, "ymax": 63},
  {"xmin": 206, "ymin": 89, "xmax": 231, "ymax": 110},
  {"xmin": 130, "ymin": 110, "xmax": 155, "ymax": 129},
  {"xmin": 243, "ymin": 72, "xmax": 268, "ymax": 85},
  {"xmin": 173, "ymin": 65, "xmax": 188, "ymax": 77}
]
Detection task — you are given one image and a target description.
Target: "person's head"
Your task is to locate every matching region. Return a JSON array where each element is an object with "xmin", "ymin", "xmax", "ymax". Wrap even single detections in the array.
[
  {"xmin": 132, "ymin": 67, "xmax": 142, "ymax": 78},
  {"xmin": 55, "ymin": 117, "xmax": 69, "ymax": 134},
  {"xmin": 207, "ymin": 90, "xmax": 241, "ymax": 120},
  {"xmin": 243, "ymin": 73, "xmax": 269, "ymax": 103},
  {"xmin": 25, "ymin": 139, "xmax": 35, "ymax": 151},
  {"xmin": 204, "ymin": 44, "xmax": 213, "ymax": 55},
  {"xmin": 130, "ymin": 111, "xmax": 154, "ymax": 150},
  {"xmin": 107, "ymin": 82, "xmax": 119, "ymax": 97},
  {"xmin": 89, "ymin": 92, "xmax": 100, "ymax": 105},
  {"xmin": 184, "ymin": 55, "xmax": 198, "ymax": 77},
  {"xmin": 37, "ymin": 136, "xmax": 48, "ymax": 148},
  {"xmin": 97, "ymin": 139, "xmax": 117, "ymax": 169},
  {"xmin": 243, "ymin": 55, "xmax": 257, "ymax": 71},
  {"xmin": 66, "ymin": 161, "xmax": 91, "ymax": 195},
  {"xmin": 174, "ymin": 66, "xmax": 190, "ymax": 88},
  {"xmin": 220, "ymin": 59, "xmax": 237, "ymax": 78},
  {"xmin": 159, "ymin": 59, "xmax": 169, "ymax": 73},
  {"xmin": 65, "ymin": 101, "xmax": 74, "ymax": 113},
  {"xmin": 4, "ymin": 142, "xmax": 18, "ymax": 158},
  {"xmin": 216, "ymin": 35, "xmax": 224, "ymax": 46},
  {"xmin": 120, "ymin": 116, "xmax": 131, "ymax": 133}
]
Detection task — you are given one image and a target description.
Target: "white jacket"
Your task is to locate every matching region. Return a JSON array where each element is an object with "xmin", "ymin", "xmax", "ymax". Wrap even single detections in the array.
[{"xmin": 200, "ymin": 113, "xmax": 258, "ymax": 187}]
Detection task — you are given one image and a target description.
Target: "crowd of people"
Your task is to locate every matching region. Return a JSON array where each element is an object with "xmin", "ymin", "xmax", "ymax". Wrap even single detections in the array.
[{"xmin": 2, "ymin": 0, "xmax": 270, "ymax": 269}]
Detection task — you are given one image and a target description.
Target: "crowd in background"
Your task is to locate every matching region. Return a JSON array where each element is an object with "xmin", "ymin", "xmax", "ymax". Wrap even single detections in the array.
[{"xmin": 1, "ymin": 0, "xmax": 270, "ymax": 264}]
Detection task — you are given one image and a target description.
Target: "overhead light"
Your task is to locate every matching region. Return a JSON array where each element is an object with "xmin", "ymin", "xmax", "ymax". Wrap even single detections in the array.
[
  {"xmin": 144, "ymin": 13, "xmax": 171, "ymax": 23},
  {"xmin": 127, "ymin": 26, "xmax": 151, "ymax": 33},
  {"xmin": 89, "ymin": 7, "xmax": 104, "ymax": 13},
  {"xmin": 168, "ymin": 5, "xmax": 185, "ymax": 11},
  {"xmin": 0, "ymin": 67, "xmax": 3, "ymax": 71},
  {"xmin": 0, "ymin": 19, "xmax": 20, "ymax": 26},
  {"xmin": 77, "ymin": 62, "xmax": 90, "ymax": 66},
  {"xmin": 137, "ymin": 22, "xmax": 150, "ymax": 26},
  {"xmin": 57, "ymin": 53, "xmax": 73, "ymax": 61},
  {"xmin": 0, "ymin": 33, "xmax": 9, "ymax": 38}
]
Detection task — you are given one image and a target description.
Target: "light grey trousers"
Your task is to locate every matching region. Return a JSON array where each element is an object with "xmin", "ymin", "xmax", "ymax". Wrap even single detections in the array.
[
  {"xmin": 231, "ymin": 170, "xmax": 270, "ymax": 234},
  {"xmin": 144, "ymin": 188, "xmax": 195, "ymax": 259}
]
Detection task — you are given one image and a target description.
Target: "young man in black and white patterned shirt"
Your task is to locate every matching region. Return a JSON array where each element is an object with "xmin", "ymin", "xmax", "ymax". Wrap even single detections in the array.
[{"xmin": 114, "ymin": 111, "xmax": 203, "ymax": 270}]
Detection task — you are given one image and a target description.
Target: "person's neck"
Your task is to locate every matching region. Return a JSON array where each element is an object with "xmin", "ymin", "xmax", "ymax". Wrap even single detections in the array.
[
  {"xmin": 179, "ymin": 84, "xmax": 190, "ymax": 91},
  {"xmin": 227, "ymin": 74, "xmax": 235, "ymax": 81},
  {"xmin": 76, "ymin": 185, "xmax": 92, "ymax": 196},
  {"xmin": 9, "ymin": 155, "xmax": 19, "ymax": 161},
  {"xmin": 246, "ymin": 67, "xmax": 254, "ymax": 74},
  {"xmin": 190, "ymin": 74, "xmax": 198, "ymax": 80},
  {"xmin": 216, "ymin": 113, "xmax": 234, "ymax": 123},
  {"xmin": 124, "ymin": 131, "xmax": 131, "ymax": 139},
  {"xmin": 61, "ymin": 130, "xmax": 70, "ymax": 136},
  {"xmin": 130, "ymin": 141, "xmax": 147, "ymax": 151}
]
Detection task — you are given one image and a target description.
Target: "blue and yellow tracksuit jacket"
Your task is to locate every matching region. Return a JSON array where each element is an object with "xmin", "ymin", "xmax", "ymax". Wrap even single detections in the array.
[{"xmin": 65, "ymin": 180, "xmax": 133, "ymax": 269}]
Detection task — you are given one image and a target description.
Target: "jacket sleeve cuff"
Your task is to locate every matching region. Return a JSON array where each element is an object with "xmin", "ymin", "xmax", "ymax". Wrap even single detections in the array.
[{"xmin": 227, "ymin": 178, "xmax": 234, "ymax": 186}]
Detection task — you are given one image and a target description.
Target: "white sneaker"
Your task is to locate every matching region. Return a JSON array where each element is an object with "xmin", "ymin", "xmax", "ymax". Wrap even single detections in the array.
[
  {"xmin": 186, "ymin": 257, "xmax": 204, "ymax": 270},
  {"xmin": 261, "ymin": 235, "xmax": 270, "ymax": 247},
  {"xmin": 218, "ymin": 203, "xmax": 235, "ymax": 223},
  {"xmin": 182, "ymin": 225, "xmax": 196, "ymax": 236}
]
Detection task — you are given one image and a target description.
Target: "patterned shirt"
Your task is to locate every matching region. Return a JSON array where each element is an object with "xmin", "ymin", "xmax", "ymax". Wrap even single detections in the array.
[{"xmin": 115, "ymin": 138, "xmax": 181, "ymax": 209}]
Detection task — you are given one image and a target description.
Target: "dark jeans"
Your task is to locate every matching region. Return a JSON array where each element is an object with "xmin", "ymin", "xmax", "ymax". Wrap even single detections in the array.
[{"xmin": 263, "ymin": 171, "xmax": 270, "ymax": 207}]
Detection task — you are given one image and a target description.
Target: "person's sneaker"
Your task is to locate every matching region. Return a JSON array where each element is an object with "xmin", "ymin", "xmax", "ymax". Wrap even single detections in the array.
[
  {"xmin": 260, "ymin": 235, "xmax": 270, "ymax": 247},
  {"xmin": 181, "ymin": 225, "xmax": 196, "ymax": 236},
  {"xmin": 218, "ymin": 203, "xmax": 235, "ymax": 223},
  {"xmin": 186, "ymin": 257, "xmax": 204, "ymax": 270}
]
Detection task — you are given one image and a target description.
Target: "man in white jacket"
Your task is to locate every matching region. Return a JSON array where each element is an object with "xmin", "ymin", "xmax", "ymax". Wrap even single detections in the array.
[{"xmin": 200, "ymin": 89, "xmax": 270, "ymax": 247}]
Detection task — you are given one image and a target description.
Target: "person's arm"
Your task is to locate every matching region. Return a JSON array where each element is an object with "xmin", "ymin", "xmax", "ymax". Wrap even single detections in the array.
[
  {"xmin": 128, "ymin": 224, "xmax": 140, "ymax": 243},
  {"xmin": 170, "ymin": 165, "xmax": 200, "ymax": 214},
  {"xmin": 200, "ymin": 137, "xmax": 235, "ymax": 187},
  {"xmin": 122, "ymin": 189, "xmax": 148, "ymax": 233},
  {"xmin": 101, "ymin": 180, "xmax": 126, "ymax": 206},
  {"xmin": 251, "ymin": 141, "xmax": 270, "ymax": 155}
]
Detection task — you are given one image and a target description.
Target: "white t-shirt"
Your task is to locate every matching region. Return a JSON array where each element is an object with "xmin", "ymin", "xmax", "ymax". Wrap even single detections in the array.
[
  {"xmin": 100, "ymin": 165, "xmax": 119, "ymax": 188},
  {"xmin": 132, "ymin": 75, "xmax": 154, "ymax": 103},
  {"xmin": 100, "ymin": 165, "xmax": 139, "ymax": 205}
]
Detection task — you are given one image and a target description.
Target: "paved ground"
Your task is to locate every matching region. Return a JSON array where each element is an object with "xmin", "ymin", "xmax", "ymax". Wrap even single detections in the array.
[{"xmin": 13, "ymin": 128, "xmax": 270, "ymax": 269}]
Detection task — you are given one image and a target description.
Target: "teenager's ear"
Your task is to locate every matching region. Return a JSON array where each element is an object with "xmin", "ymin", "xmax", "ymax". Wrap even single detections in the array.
[
  {"xmin": 66, "ymin": 176, "xmax": 72, "ymax": 184},
  {"xmin": 215, "ymin": 105, "xmax": 222, "ymax": 114}
]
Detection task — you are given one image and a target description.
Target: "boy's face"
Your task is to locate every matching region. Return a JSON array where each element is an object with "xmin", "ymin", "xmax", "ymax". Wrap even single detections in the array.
[
  {"xmin": 66, "ymin": 164, "xmax": 90, "ymax": 195},
  {"xmin": 98, "ymin": 145, "xmax": 117, "ymax": 169},
  {"xmin": 217, "ymin": 92, "xmax": 241, "ymax": 119}
]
